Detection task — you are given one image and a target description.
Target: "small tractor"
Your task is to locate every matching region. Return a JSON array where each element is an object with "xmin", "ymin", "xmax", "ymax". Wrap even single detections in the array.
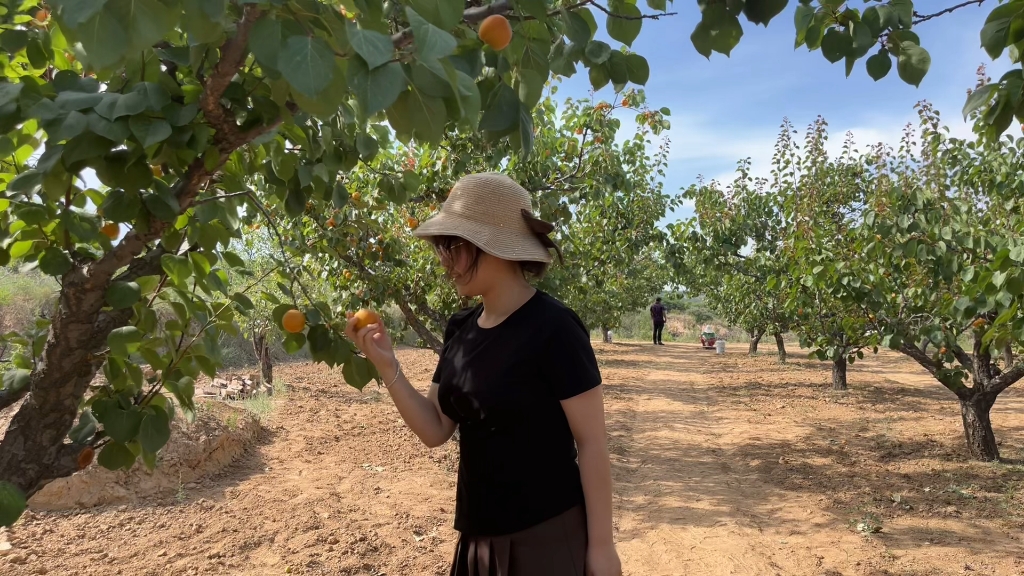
[{"xmin": 700, "ymin": 325, "xmax": 717, "ymax": 350}]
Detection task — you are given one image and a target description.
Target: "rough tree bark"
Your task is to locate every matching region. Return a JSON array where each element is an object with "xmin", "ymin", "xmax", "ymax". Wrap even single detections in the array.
[
  {"xmin": 1004, "ymin": 343, "xmax": 1014, "ymax": 368},
  {"xmin": 396, "ymin": 299, "xmax": 443, "ymax": 354},
  {"xmin": 960, "ymin": 393, "xmax": 999, "ymax": 461},
  {"xmin": 748, "ymin": 329, "xmax": 764, "ymax": 355},
  {"xmin": 0, "ymin": 6, "xmax": 278, "ymax": 498},
  {"xmin": 252, "ymin": 329, "xmax": 273, "ymax": 385},
  {"xmin": 899, "ymin": 338, "xmax": 1024, "ymax": 461},
  {"xmin": 774, "ymin": 333, "xmax": 787, "ymax": 362},
  {"xmin": 832, "ymin": 357, "xmax": 848, "ymax": 391},
  {"xmin": 602, "ymin": 325, "xmax": 613, "ymax": 344}
]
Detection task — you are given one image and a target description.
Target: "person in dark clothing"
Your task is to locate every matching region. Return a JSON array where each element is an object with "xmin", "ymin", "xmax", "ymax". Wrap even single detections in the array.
[
  {"xmin": 650, "ymin": 297, "xmax": 667, "ymax": 345},
  {"xmin": 345, "ymin": 173, "xmax": 622, "ymax": 576}
]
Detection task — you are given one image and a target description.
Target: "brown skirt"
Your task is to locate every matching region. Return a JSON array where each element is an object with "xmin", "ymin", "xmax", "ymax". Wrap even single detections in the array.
[{"xmin": 449, "ymin": 505, "xmax": 588, "ymax": 576}]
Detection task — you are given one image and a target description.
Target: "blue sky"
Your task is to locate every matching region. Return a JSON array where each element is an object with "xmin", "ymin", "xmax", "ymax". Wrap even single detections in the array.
[{"xmin": 550, "ymin": 3, "xmax": 1013, "ymax": 225}]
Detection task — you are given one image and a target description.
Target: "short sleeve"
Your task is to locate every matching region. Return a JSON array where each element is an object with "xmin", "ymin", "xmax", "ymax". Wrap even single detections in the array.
[{"xmin": 543, "ymin": 309, "xmax": 602, "ymax": 400}]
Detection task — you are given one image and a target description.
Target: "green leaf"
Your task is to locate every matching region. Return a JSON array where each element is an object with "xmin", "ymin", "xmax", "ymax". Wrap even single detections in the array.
[
  {"xmin": 479, "ymin": 83, "xmax": 520, "ymax": 132},
  {"xmin": 0, "ymin": 482, "xmax": 26, "ymax": 528},
  {"xmin": 283, "ymin": 332, "xmax": 306, "ymax": 354},
  {"xmin": 128, "ymin": 116, "xmax": 172, "ymax": 148},
  {"xmin": 516, "ymin": 0, "xmax": 548, "ymax": 21},
  {"xmin": 964, "ymin": 84, "xmax": 998, "ymax": 119},
  {"xmin": 249, "ymin": 15, "xmax": 283, "ymax": 69},
  {"xmin": 821, "ymin": 27, "xmax": 852, "ymax": 63},
  {"xmin": 356, "ymin": 133, "xmax": 379, "ymax": 161},
  {"xmin": 589, "ymin": 63, "xmax": 610, "ymax": 90},
  {"xmin": 691, "ymin": 21, "xmax": 713, "ymax": 57},
  {"xmin": 565, "ymin": 10, "xmax": 593, "ymax": 44},
  {"xmin": 0, "ymin": 29, "xmax": 29, "ymax": 53},
  {"xmin": 518, "ymin": 102, "xmax": 534, "ymax": 158},
  {"xmin": 2, "ymin": 369, "xmax": 30, "ymax": 393},
  {"xmin": 981, "ymin": 16, "xmax": 1014, "ymax": 60},
  {"xmin": 624, "ymin": 54, "xmax": 649, "ymax": 85},
  {"xmin": 866, "ymin": 50, "xmax": 892, "ymax": 81},
  {"xmin": 279, "ymin": 36, "xmax": 336, "ymax": 98},
  {"xmin": 342, "ymin": 355, "xmax": 375, "ymax": 390},
  {"xmin": 97, "ymin": 441, "xmax": 136, "ymax": 471},
  {"xmin": 105, "ymin": 281, "xmax": 141, "ymax": 310},
  {"xmin": 407, "ymin": 0, "xmax": 463, "ymax": 30},
  {"xmin": 161, "ymin": 254, "xmax": 193, "ymax": 284},
  {"xmin": 139, "ymin": 405, "xmax": 171, "ymax": 454},
  {"xmin": 55, "ymin": 91, "xmax": 104, "ymax": 112},
  {"xmin": 332, "ymin": 182, "xmax": 350, "ymax": 209},
  {"xmin": 47, "ymin": 111, "xmax": 89, "ymax": 141},
  {"xmin": 68, "ymin": 410, "xmax": 99, "ymax": 444},
  {"xmin": 585, "ymin": 40, "xmax": 612, "ymax": 64},
  {"xmin": 897, "ymin": 43, "xmax": 930, "ymax": 87},
  {"xmin": 516, "ymin": 69, "xmax": 545, "ymax": 109},
  {"xmin": 646, "ymin": 0, "xmax": 666, "ymax": 10},
  {"xmin": 111, "ymin": 92, "xmax": 148, "ymax": 119},
  {"xmin": 606, "ymin": 1, "xmax": 642, "ymax": 47},
  {"xmin": 742, "ymin": 0, "xmax": 787, "ymax": 26},
  {"xmin": 349, "ymin": 58, "xmax": 406, "ymax": 116},
  {"xmin": 96, "ymin": 404, "xmax": 143, "ymax": 444},
  {"xmin": 407, "ymin": 7, "xmax": 457, "ymax": 60},
  {"xmin": 99, "ymin": 189, "xmax": 141, "ymax": 223},
  {"xmin": 38, "ymin": 247, "xmax": 73, "ymax": 276},
  {"xmin": 348, "ymin": 22, "xmax": 394, "ymax": 70},
  {"xmin": 107, "ymin": 326, "xmax": 143, "ymax": 358}
]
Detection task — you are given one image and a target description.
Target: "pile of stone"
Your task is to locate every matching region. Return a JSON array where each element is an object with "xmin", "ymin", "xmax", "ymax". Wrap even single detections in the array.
[{"xmin": 197, "ymin": 374, "xmax": 272, "ymax": 400}]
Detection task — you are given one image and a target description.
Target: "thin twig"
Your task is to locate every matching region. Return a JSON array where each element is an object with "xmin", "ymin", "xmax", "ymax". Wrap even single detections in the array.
[{"xmin": 914, "ymin": 0, "xmax": 986, "ymax": 24}]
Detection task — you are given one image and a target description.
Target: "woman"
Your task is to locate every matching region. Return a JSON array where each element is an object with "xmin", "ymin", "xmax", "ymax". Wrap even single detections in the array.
[{"xmin": 345, "ymin": 172, "xmax": 622, "ymax": 576}]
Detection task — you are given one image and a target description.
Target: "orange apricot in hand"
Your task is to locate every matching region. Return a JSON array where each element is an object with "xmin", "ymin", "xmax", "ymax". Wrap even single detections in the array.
[
  {"xmin": 352, "ymin": 308, "xmax": 380, "ymax": 331},
  {"xmin": 282, "ymin": 309, "xmax": 306, "ymax": 333},
  {"xmin": 478, "ymin": 15, "xmax": 512, "ymax": 51}
]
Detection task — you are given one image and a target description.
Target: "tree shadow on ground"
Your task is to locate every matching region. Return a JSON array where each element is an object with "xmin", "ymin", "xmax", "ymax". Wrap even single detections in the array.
[{"xmin": 605, "ymin": 344, "xmax": 1024, "ymax": 564}]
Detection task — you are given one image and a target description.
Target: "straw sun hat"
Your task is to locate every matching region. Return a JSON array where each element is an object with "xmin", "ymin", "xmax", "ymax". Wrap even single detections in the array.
[{"xmin": 411, "ymin": 172, "xmax": 557, "ymax": 264}]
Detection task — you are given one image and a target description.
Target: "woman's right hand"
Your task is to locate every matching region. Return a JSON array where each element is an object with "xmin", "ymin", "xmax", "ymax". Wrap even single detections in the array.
[{"xmin": 344, "ymin": 314, "xmax": 397, "ymax": 378}]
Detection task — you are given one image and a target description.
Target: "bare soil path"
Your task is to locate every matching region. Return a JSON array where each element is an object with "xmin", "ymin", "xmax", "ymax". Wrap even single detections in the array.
[{"xmin": 4, "ymin": 343, "xmax": 1024, "ymax": 575}]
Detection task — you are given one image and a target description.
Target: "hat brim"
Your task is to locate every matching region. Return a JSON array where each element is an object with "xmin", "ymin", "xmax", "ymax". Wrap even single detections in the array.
[{"xmin": 411, "ymin": 212, "xmax": 553, "ymax": 263}]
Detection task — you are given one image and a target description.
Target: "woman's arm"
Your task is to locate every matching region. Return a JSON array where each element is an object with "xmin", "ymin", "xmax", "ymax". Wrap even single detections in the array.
[
  {"xmin": 562, "ymin": 385, "xmax": 621, "ymax": 575},
  {"xmin": 381, "ymin": 370, "xmax": 457, "ymax": 448},
  {"xmin": 346, "ymin": 318, "xmax": 457, "ymax": 448}
]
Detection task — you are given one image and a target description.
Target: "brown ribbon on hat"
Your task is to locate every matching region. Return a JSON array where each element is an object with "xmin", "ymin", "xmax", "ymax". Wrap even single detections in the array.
[{"xmin": 520, "ymin": 209, "xmax": 564, "ymax": 264}]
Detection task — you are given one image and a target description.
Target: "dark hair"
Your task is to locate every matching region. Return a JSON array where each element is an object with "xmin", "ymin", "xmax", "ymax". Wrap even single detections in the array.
[
  {"xmin": 430, "ymin": 236, "xmax": 552, "ymax": 280},
  {"xmin": 656, "ymin": 297, "xmax": 662, "ymax": 302},
  {"xmin": 430, "ymin": 212, "xmax": 562, "ymax": 281}
]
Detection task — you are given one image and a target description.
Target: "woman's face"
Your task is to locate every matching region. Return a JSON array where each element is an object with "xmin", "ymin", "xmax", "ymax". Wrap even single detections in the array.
[{"xmin": 435, "ymin": 240, "xmax": 495, "ymax": 297}]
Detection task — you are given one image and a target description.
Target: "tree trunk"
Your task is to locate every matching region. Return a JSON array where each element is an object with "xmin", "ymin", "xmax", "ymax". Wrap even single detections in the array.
[
  {"xmin": 252, "ymin": 329, "xmax": 273, "ymax": 385},
  {"xmin": 602, "ymin": 325, "xmax": 612, "ymax": 344},
  {"xmin": 831, "ymin": 357, "xmax": 848, "ymax": 391},
  {"xmin": 774, "ymin": 333, "xmax": 787, "ymax": 362},
  {"xmin": 1003, "ymin": 343, "xmax": 1014, "ymax": 369},
  {"xmin": 959, "ymin": 393, "xmax": 999, "ymax": 461},
  {"xmin": 396, "ymin": 299, "xmax": 443, "ymax": 354},
  {"xmin": 748, "ymin": 330, "xmax": 763, "ymax": 355}
]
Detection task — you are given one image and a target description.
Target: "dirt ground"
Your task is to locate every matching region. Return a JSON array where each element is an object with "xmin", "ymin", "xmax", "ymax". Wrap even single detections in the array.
[{"xmin": 3, "ymin": 343, "xmax": 1024, "ymax": 576}]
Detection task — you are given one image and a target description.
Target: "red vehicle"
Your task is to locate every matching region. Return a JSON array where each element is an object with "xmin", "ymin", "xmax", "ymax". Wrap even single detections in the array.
[{"xmin": 700, "ymin": 325, "xmax": 717, "ymax": 349}]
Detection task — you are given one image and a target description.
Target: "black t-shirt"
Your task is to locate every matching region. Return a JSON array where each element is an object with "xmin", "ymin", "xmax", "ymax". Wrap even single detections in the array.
[{"xmin": 433, "ymin": 290, "xmax": 602, "ymax": 537}]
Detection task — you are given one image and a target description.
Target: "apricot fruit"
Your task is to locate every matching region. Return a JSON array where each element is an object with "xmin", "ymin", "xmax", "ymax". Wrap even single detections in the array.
[
  {"xmin": 282, "ymin": 309, "xmax": 306, "ymax": 333},
  {"xmin": 478, "ymin": 15, "xmax": 512, "ymax": 51}
]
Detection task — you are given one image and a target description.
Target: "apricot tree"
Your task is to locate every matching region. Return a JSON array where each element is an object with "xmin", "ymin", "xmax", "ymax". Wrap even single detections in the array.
[{"xmin": 0, "ymin": 0, "xmax": 673, "ymax": 525}]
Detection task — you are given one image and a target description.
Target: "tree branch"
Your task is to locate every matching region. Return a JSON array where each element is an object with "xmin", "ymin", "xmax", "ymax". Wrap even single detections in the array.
[
  {"xmin": 391, "ymin": 0, "xmax": 674, "ymax": 48},
  {"xmin": 989, "ymin": 361, "xmax": 1024, "ymax": 395},
  {"xmin": 201, "ymin": 4, "xmax": 264, "ymax": 154},
  {"xmin": 914, "ymin": 0, "xmax": 986, "ymax": 24},
  {"xmin": 396, "ymin": 298, "xmax": 443, "ymax": 353},
  {"xmin": 899, "ymin": 342, "xmax": 972, "ymax": 399}
]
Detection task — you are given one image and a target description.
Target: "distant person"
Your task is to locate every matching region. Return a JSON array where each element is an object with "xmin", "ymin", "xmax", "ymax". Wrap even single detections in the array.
[{"xmin": 650, "ymin": 297, "xmax": 667, "ymax": 345}]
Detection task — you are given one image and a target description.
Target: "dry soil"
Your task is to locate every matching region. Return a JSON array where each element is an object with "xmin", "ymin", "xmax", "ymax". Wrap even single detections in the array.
[{"xmin": 3, "ymin": 343, "xmax": 1023, "ymax": 576}]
